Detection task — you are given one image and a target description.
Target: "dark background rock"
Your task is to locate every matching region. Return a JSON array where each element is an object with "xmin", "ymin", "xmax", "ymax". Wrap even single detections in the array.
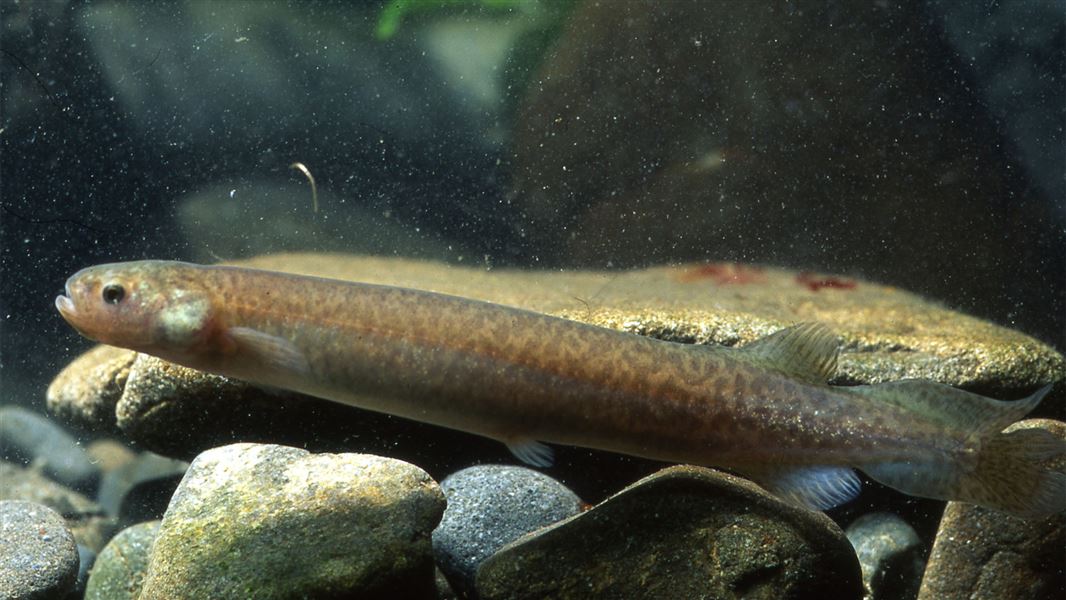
[
  {"xmin": 509, "ymin": 0, "xmax": 1064, "ymax": 354},
  {"xmin": 0, "ymin": 405, "xmax": 99, "ymax": 491}
]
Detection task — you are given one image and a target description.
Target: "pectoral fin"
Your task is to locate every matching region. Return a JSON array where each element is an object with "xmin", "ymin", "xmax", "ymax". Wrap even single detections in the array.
[{"xmin": 227, "ymin": 327, "xmax": 311, "ymax": 376}]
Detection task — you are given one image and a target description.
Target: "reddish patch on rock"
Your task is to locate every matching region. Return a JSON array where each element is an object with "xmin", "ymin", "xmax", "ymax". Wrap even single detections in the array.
[
  {"xmin": 796, "ymin": 271, "xmax": 856, "ymax": 292},
  {"xmin": 678, "ymin": 263, "xmax": 766, "ymax": 284}
]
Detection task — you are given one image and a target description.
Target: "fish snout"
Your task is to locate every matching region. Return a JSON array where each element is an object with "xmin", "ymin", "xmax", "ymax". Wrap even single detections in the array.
[{"xmin": 54, "ymin": 293, "xmax": 76, "ymax": 317}]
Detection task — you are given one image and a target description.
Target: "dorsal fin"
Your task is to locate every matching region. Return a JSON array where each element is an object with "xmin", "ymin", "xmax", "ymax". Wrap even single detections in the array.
[{"xmin": 740, "ymin": 322, "xmax": 840, "ymax": 384}]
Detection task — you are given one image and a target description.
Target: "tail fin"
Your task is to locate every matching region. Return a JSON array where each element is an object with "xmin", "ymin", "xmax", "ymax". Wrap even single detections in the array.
[
  {"xmin": 962, "ymin": 427, "xmax": 1065, "ymax": 518},
  {"xmin": 853, "ymin": 383, "xmax": 1066, "ymax": 518}
]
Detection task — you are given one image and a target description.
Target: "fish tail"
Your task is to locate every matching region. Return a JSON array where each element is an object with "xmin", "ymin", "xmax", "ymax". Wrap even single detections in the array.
[
  {"xmin": 853, "ymin": 382, "xmax": 1066, "ymax": 518},
  {"xmin": 960, "ymin": 427, "xmax": 1065, "ymax": 517}
]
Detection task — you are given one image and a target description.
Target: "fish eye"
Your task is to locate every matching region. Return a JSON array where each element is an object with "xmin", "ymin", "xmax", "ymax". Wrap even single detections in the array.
[{"xmin": 102, "ymin": 283, "xmax": 126, "ymax": 305}]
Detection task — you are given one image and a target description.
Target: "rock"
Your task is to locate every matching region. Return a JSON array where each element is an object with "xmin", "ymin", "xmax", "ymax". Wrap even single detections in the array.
[
  {"xmin": 433, "ymin": 465, "xmax": 584, "ymax": 596},
  {"xmin": 476, "ymin": 465, "xmax": 862, "ymax": 599},
  {"xmin": 508, "ymin": 1, "xmax": 1061, "ymax": 343},
  {"xmin": 45, "ymin": 254, "xmax": 1064, "ymax": 470},
  {"xmin": 917, "ymin": 418, "xmax": 1066, "ymax": 600},
  {"xmin": 84, "ymin": 521, "xmax": 160, "ymax": 600},
  {"xmin": 96, "ymin": 452, "xmax": 188, "ymax": 518},
  {"xmin": 0, "ymin": 405, "xmax": 99, "ymax": 489},
  {"xmin": 0, "ymin": 461, "xmax": 116, "ymax": 553},
  {"xmin": 138, "ymin": 443, "xmax": 445, "ymax": 599},
  {"xmin": 47, "ymin": 343, "xmax": 136, "ymax": 433},
  {"xmin": 0, "ymin": 500, "xmax": 80, "ymax": 600},
  {"xmin": 845, "ymin": 512, "xmax": 923, "ymax": 600}
]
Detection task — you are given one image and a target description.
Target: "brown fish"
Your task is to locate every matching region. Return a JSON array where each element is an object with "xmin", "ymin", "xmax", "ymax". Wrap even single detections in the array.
[{"xmin": 55, "ymin": 260, "xmax": 1065, "ymax": 517}]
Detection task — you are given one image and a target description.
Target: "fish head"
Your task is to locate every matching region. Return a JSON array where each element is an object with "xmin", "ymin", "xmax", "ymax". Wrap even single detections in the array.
[{"xmin": 55, "ymin": 261, "xmax": 216, "ymax": 358}]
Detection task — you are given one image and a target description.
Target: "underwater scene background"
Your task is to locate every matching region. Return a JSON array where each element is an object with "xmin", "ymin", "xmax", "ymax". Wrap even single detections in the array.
[{"xmin": 1, "ymin": 1, "xmax": 1064, "ymax": 599}]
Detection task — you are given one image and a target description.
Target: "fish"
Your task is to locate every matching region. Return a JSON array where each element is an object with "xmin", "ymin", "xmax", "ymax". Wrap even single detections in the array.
[{"xmin": 55, "ymin": 260, "xmax": 1065, "ymax": 517}]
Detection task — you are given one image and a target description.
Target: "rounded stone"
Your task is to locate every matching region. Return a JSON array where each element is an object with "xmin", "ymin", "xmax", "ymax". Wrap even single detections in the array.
[
  {"xmin": 137, "ymin": 443, "xmax": 445, "ymax": 599},
  {"xmin": 0, "ymin": 500, "xmax": 80, "ymax": 600},
  {"xmin": 845, "ymin": 512, "xmax": 923, "ymax": 600},
  {"xmin": 84, "ymin": 521, "xmax": 161, "ymax": 600},
  {"xmin": 432, "ymin": 465, "xmax": 584, "ymax": 596}
]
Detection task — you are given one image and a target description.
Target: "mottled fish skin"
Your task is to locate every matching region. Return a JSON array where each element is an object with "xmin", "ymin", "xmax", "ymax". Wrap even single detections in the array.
[{"xmin": 55, "ymin": 261, "xmax": 1065, "ymax": 517}]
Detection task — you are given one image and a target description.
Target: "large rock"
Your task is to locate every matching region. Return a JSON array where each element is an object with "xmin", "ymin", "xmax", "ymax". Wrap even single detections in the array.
[
  {"xmin": 476, "ymin": 465, "xmax": 863, "ymax": 599},
  {"xmin": 917, "ymin": 419, "xmax": 1066, "ymax": 600},
  {"xmin": 138, "ymin": 443, "xmax": 445, "ymax": 599},
  {"xmin": 0, "ymin": 500, "xmax": 80, "ymax": 600}
]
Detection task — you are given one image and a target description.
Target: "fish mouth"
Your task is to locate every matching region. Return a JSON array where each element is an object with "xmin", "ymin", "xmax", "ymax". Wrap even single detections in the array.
[
  {"xmin": 55, "ymin": 278, "xmax": 79, "ymax": 320},
  {"xmin": 55, "ymin": 294, "xmax": 77, "ymax": 319}
]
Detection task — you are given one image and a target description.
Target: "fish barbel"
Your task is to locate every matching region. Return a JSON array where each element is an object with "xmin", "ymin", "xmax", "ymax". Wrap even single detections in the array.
[{"xmin": 55, "ymin": 260, "xmax": 1065, "ymax": 517}]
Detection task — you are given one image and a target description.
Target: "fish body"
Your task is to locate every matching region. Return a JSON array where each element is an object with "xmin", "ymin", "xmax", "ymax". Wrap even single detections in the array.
[{"xmin": 55, "ymin": 261, "xmax": 1065, "ymax": 516}]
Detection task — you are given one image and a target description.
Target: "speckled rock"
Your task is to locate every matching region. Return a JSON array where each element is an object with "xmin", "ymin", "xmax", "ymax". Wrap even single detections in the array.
[
  {"xmin": 138, "ymin": 443, "xmax": 445, "ymax": 599},
  {"xmin": 45, "ymin": 254, "xmax": 1064, "ymax": 469},
  {"xmin": 47, "ymin": 343, "xmax": 135, "ymax": 432},
  {"xmin": 84, "ymin": 520, "xmax": 160, "ymax": 600},
  {"xmin": 845, "ymin": 512, "xmax": 923, "ymax": 600},
  {"xmin": 0, "ymin": 405, "xmax": 99, "ymax": 488},
  {"xmin": 433, "ymin": 465, "xmax": 584, "ymax": 597},
  {"xmin": 476, "ymin": 465, "xmax": 862, "ymax": 600},
  {"xmin": 917, "ymin": 418, "xmax": 1066, "ymax": 600},
  {"xmin": 0, "ymin": 500, "xmax": 80, "ymax": 600},
  {"xmin": 0, "ymin": 461, "xmax": 116, "ymax": 552}
]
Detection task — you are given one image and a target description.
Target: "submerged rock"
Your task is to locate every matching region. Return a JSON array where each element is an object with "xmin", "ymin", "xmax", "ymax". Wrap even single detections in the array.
[
  {"xmin": 84, "ymin": 521, "xmax": 160, "ymax": 600},
  {"xmin": 917, "ymin": 419, "xmax": 1066, "ymax": 600},
  {"xmin": 138, "ymin": 443, "xmax": 445, "ymax": 599},
  {"xmin": 0, "ymin": 500, "xmax": 80, "ymax": 600},
  {"xmin": 0, "ymin": 461, "xmax": 115, "ymax": 553},
  {"xmin": 475, "ymin": 465, "xmax": 862, "ymax": 600},
  {"xmin": 0, "ymin": 405, "xmax": 99, "ymax": 489},
  {"xmin": 433, "ymin": 465, "xmax": 584, "ymax": 597},
  {"xmin": 845, "ymin": 512, "xmax": 923, "ymax": 600},
  {"xmin": 47, "ymin": 343, "xmax": 135, "ymax": 433}
]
